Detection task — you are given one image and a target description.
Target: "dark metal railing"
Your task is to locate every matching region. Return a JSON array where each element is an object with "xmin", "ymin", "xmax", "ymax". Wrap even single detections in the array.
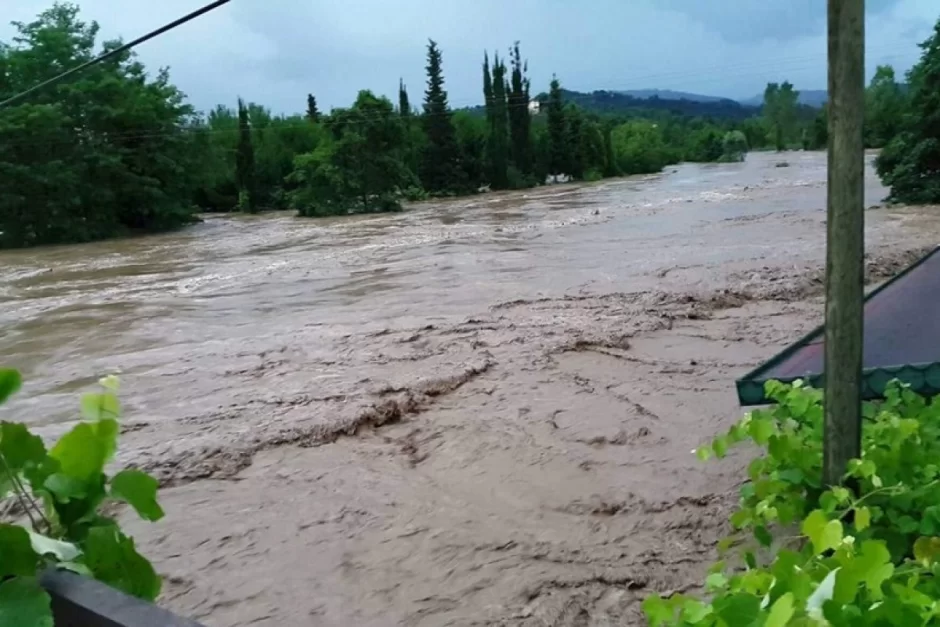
[{"xmin": 40, "ymin": 570, "xmax": 205, "ymax": 627}]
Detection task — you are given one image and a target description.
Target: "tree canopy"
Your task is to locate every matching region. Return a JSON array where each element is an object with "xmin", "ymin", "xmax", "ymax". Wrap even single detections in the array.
[
  {"xmin": 876, "ymin": 20, "xmax": 940, "ymax": 205},
  {"xmin": 0, "ymin": 3, "xmax": 203, "ymax": 248}
]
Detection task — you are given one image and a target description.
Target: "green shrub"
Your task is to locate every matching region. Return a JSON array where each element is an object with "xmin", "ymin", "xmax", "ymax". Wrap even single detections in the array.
[
  {"xmin": 645, "ymin": 380, "xmax": 940, "ymax": 625},
  {"xmin": 720, "ymin": 131, "xmax": 749, "ymax": 163},
  {"xmin": 400, "ymin": 186, "xmax": 430, "ymax": 202},
  {"xmin": 583, "ymin": 168, "xmax": 604, "ymax": 182},
  {"xmin": 0, "ymin": 368, "xmax": 164, "ymax": 625}
]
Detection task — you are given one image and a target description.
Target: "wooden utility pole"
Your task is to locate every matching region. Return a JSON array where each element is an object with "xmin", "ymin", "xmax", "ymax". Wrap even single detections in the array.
[{"xmin": 823, "ymin": 0, "xmax": 865, "ymax": 486}]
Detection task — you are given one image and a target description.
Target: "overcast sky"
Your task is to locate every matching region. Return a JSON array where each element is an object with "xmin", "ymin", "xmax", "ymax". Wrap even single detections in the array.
[{"xmin": 3, "ymin": 0, "xmax": 937, "ymax": 115}]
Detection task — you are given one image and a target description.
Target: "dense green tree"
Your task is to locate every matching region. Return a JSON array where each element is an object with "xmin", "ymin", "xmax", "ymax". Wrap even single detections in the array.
[
  {"xmin": 578, "ymin": 119, "xmax": 607, "ymax": 180},
  {"xmin": 564, "ymin": 104, "xmax": 584, "ymax": 179},
  {"xmin": 687, "ymin": 127, "xmax": 724, "ymax": 162},
  {"xmin": 486, "ymin": 53, "xmax": 511, "ymax": 188},
  {"xmin": 602, "ymin": 124, "xmax": 620, "ymax": 178},
  {"xmin": 546, "ymin": 76, "xmax": 567, "ymax": 176},
  {"xmin": 420, "ymin": 39, "xmax": 464, "ymax": 193},
  {"xmin": 763, "ymin": 81, "xmax": 800, "ymax": 151},
  {"xmin": 190, "ymin": 105, "xmax": 322, "ymax": 213},
  {"xmin": 235, "ymin": 98, "xmax": 258, "ymax": 212},
  {"xmin": 398, "ymin": 79, "xmax": 410, "ymax": 117},
  {"xmin": 306, "ymin": 94, "xmax": 320, "ymax": 122},
  {"xmin": 865, "ymin": 65, "xmax": 906, "ymax": 148},
  {"xmin": 876, "ymin": 18, "xmax": 940, "ymax": 204},
  {"xmin": 610, "ymin": 120, "xmax": 671, "ymax": 175},
  {"xmin": 740, "ymin": 117, "xmax": 770, "ymax": 151},
  {"xmin": 288, "ymin": 91, "xmax": 415, "ymax": 216},
  {"xmin": 507, "ymin": 42, "xmax": 532, "ymax": 177},
  {"xmin": 720, "ymin": 130, "xmax": 749, "ymax": 162},
  {"xmin": 0, "ymin": 3, "xmax": 202, "ymax": 248},
  {"xmin": 453, "ymin": 110, "xmax": 487, "ymax": 189},
  {"xmin": 482, "ymin": 53, "xmax": 494, "ymax": 119},
  {"xmin": 809, "ymin": 104, "xmax": 828, "ymax": 150}
]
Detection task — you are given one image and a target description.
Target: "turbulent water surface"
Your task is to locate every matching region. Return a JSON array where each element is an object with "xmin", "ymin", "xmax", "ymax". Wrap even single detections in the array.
[{"xmin": 1, "ymin": 151, "xmax": 938, "ymax": 626}]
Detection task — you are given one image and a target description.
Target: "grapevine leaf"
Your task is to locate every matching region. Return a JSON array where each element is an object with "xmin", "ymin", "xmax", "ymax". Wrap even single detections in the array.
[
  {"xmin": 749, "ymin": 418, "xmax": 775, "ymax": 446},
  {"xmin": 680, "ymin": 599, "xmax": 710, "ymax": 623},
  {"xmin": 110, "ymin": 469, "xmax": 164, "ymax": 522},
  {"xmin": 93, "ymin": 418, "xmax": 119, "ymax": 465},
  {"xmin": 80, "ymin": 392, "xmax": 121, "ymax": 421},
  {"xmin": 766, "ymin": 592, "xmax": 794, "ymax": 627},
  {"xmin": 855, "ymin": 506, "xmax": 871, "ymax": 532},
  {"xmin": 642, "ymin": 595, "xmax": 674, "ymax": 626},
  {"xmin": 0, "ymin": 369, "xmax": 21, "ymax": 405},
  {"xmin": 754, "ymin": 524, "xmax": 774, "ymax": 547},
  {"xmin": 705, "ymin": 572, "xmax": 727, "ymax": 591},
  {"xmin": 83, "ymin": 526, "xmax": 161, "ymax": 601},
  {"xmin": 744, "ymin": 551, "xmax": 757, "ymax": 569},
  {"xmin": 802, "ymin": 510, "xmax": 842, "ymax": 555},
  {"xmin": 858, "ymin": 541, "xmax": 893, "ymax": 599},
  {"xmin": 49, "ymin": 422, "xmax": 107, "ymax": 482},
  {"xmin": 713, "ymin": 593, "xmax": 761, "ymax": 625},
  {"xmin": 712, "ymin": 435, "xmax": 728, "ymax": 459},
  {"xmin": 57, "ymin": 561, "xmax": 93, "ymax": 576},
  {"xmin": 0, "ymin": 577, "xmax": 53, "ymax": 627},
  {"xmin": 0, "ymin": 524, "xmax": 39, "ymax": 577},
  {"xmin": 43, "ymin": 472, "xmax": 87, "ymax": 502},
  {"xmin": 695, "ymin": 446, "xmax": 712, "ymax": 462},
  {"xmin": 27, "ymin": 530, "xmax": 80, "ymax": 562},
  {"xmin": 0, "ymin": 422, "xmax": 46, "ymax": 472},
  {"xmin": 788, "ymin": 389, "xmax": 812, "ymax": 418}
]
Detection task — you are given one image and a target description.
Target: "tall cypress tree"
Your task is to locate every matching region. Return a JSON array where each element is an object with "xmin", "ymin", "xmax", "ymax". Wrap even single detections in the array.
[
  {"xmin": 398, "ymin": 78, "xmax": 411, "ymax": 117},
  {"xmin": 507, "ymin": 42, "xmax": 532, "ymax": 176},
  {"xmin": 306, "ymin": 94, "xmax": 320, "ymax": 122},
  {"xmin": 546, "ymin": 77, "xmax": 567, "ymax": 176},
  {"xmin": 483, "ymin": 52, "xmax": 494, "ymax": 119},
  {"xmin": 564, "ymin": 104, "xmax": 584, "ymax": 179},
  {"xmin": 487, "ymin": 54, "xmax": 510, "ymax": 188},
  {"xmin": 603, "ymin": 124, "xmax": 620, "ymax": 177},
  {"xmin": 235, "ymin": 97, "xmax": 257, "ymax": 212},
  {"xmin": 420, "ymin": 39, "xmax": 463, "ymax": 193}
]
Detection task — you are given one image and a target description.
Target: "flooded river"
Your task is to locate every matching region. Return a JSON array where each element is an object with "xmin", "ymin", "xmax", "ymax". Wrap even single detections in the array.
[{"xmin": 1, "ymin": 151, "xmax": 938, "ymax": 626}]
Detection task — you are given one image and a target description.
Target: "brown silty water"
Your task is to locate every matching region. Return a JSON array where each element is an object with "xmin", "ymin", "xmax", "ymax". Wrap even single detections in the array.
[{"xmin": 1, "ymin": 151, "xmax": 939, "ymax": 625}]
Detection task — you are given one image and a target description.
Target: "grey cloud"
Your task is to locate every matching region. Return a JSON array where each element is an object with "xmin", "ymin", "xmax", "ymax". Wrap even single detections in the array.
[
  {"xmin": 2, "ymin": 0, "xmax": 936, "ymax": 114},
  {"xmin": 660, "ymin": 0, "xmax": 903, "ymax": 44}
]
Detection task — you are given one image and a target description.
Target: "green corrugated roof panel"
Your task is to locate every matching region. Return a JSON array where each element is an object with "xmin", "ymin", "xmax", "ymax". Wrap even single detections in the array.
[{"xmin": 736, "ymin": 245, "xmax": 940, "ymax": 406}]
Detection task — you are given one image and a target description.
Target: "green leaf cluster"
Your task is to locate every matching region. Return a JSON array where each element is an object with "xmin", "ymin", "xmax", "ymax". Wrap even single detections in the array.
[
  {"xmin": 0, "ymin": 368, "xmax": 164, "ymax": 626},
  {"xmin": 646, "ymin": 379, "xmax": 940, "ymax": 626}
]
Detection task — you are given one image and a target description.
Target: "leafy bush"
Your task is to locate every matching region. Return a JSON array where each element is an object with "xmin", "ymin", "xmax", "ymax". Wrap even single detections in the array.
[
  {"xmin": 583, "ymin": 168, "xmax": 604, "ymax": 182},
  {"xmin": 720, "ymin": 131, "xmax": 749, "ymax": 163},
  {"xmin": 0, "ymin": 368, "xmax": 164, "ymax": 626},
  {"xmin": 645, "ymin": 380, "xmax": 940, "ymax": 625},
  {"xmin": 400, "ymin": 186, "xmax": 430, "ymax": 202}
]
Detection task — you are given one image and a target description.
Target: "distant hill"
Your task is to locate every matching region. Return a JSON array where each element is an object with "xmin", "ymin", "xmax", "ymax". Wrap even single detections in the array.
[
  {"xmin": 541, "ymin": 89, "xmax": 760, "ymax": 120},
  {"xmin": 459, "ymin": 85, "xmax": 827, "ymax": 120},
  {"xmin": 740, "ymin": 89, "xmax": 827, "ymax": 107},
  {"xmin": 615, "ymin": 89, "xmax": 730, "ymax": 104}
]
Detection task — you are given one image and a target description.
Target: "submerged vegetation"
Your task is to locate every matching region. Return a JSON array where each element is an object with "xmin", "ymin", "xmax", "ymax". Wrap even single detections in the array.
[{"xmin": 0, "ymin": 2, "xmax": 937, "ymax": 249}]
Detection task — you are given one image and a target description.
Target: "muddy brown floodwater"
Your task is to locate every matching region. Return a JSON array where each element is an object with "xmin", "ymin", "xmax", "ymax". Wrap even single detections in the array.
[{"xmin": 2, "ymin": 151, "xmax": 939, "ymax": 626}]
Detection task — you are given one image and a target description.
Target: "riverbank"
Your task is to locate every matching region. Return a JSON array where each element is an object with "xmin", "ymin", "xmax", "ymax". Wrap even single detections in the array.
[{"xmin": 2, "ymin": 151, "xmax": 938, "ymax": 625}]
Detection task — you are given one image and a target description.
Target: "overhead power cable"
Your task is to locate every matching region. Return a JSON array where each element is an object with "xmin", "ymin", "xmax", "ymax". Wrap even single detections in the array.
[{"xmin": 0, "ymin": 0, "xmax": 232, "ymax": 109}]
